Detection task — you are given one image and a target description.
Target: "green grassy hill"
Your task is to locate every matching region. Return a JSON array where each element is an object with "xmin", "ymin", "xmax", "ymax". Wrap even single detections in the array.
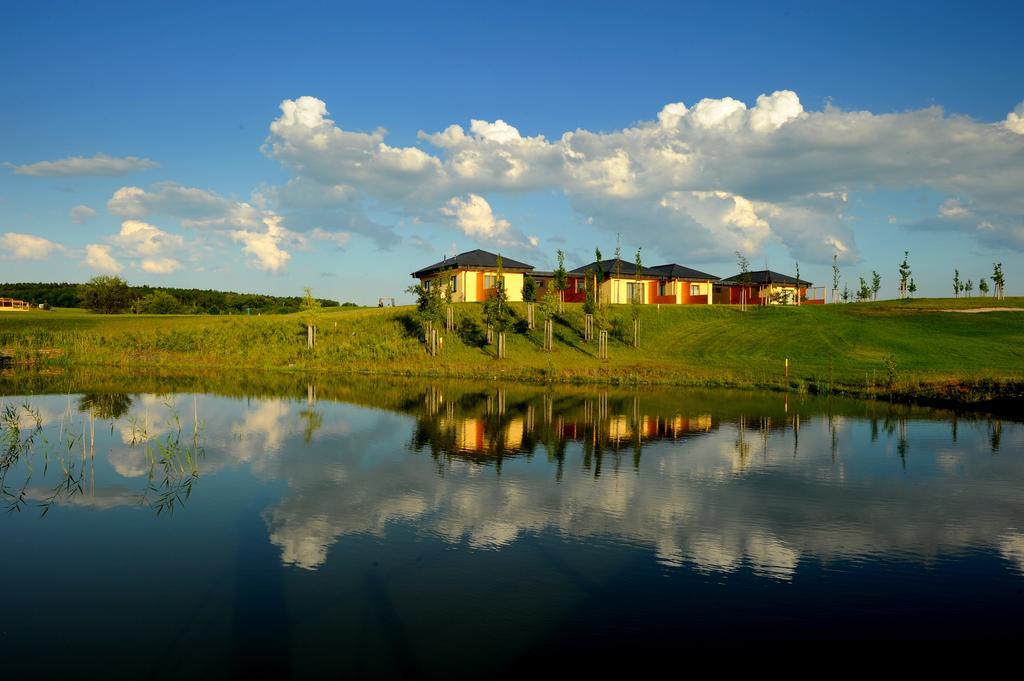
[{"xmin": 2, "ymin": 298, "xmax": 1023, "ymax": 405}]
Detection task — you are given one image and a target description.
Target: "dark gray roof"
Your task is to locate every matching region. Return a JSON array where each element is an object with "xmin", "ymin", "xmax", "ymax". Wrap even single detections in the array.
[
  {"xmin": 719, "ymin": 270, "xmax": 812, "ymax": 286},
  {"xmin": 649, "ymin": 264, "xmax": 720, "ymax": 281},
  {"xmin": 567, "ymin": 258, "xmax": 663, "ymax": 278},
  {"xmin": 412, "ymin": 249, "xmax": 535, "ymax": 278},
  {"xmin": 567, "ymin": 258, "xmax": 718, "ymax": 280}
]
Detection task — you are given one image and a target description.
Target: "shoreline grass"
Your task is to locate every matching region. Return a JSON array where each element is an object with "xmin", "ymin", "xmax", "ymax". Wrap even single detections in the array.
[{"xmin": 2, "ymin": 297, "xmax": 1023, "ymax": 410}]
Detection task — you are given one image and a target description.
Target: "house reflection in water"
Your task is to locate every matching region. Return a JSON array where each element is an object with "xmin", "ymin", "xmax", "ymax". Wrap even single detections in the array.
[{"xmin": 410, "ymin": 386, "xmax": 716, "ymax": 474}]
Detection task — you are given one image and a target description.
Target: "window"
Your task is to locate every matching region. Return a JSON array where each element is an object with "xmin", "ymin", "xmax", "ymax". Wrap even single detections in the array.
[
  {"xmin": 450, "ymin": 275, "xmax": 457, "ymax": 293},
  {"xmin": 423, "ymin": 279, "xmax": 431, "ymax": 291},
  {"xmin": 658, "ymin": 281, "xmax": 667, "ymax": 297},
  {"xmin": 484, "ymin": 274, "xmax": 497, "ymax": 289},
  {"xmin": 626, "ymin": 282, "xmax": 643, "ymax": 303},
  {"xmin": 576, "ymin": 279, "xmax": 585, "ymax": 293},
  {"xmin": 691, "ymin": 284, "xmax": 700, "ymax": 297}
]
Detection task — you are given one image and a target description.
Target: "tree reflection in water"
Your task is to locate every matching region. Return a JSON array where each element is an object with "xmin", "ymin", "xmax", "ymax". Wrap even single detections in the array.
[
  {"xmin": 1, "ymin": 396, "xmax": 203, "ymax": 516},
  {"xmin": 1, "ymin": 380, "xmax": 1020, "ymax": 581}
]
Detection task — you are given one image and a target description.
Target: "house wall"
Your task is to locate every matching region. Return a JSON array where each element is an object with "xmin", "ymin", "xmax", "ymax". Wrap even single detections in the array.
[
  {"xmin": 641, "ymin": 280, "xmax": 714, "ymax": 305},
  {"xmin": 564, "ymin": 277, "xmax": 587, "ymax": 303},
  {"xmin": 714, "ymin": 284, "xmax": 757, "ymax": 305},
  {"xmin": 761, "ymin": 284, "xmax": 803, "ymax": 305},
  {"xmin": 713, "ymin": 283, "xmax": 818, "ymax": 305},
  {"xmin": 554, "ymin": 277, "xmax": 718, "ymax": 305},
  {"xmin": 472, "ymin": 271, "xmax": 525, "ymax": 302},
  {"xmin": 650, "ymin": 281, "xmax": 675, "ymax": 305},
  {"xmin": 504, "ymin": 272, "xmax": 525, "ymax": 302},
  {"xmin": 605, "ymin": 277, "xmax": 657, "ymax": 304},
  {"xmin": 419, "ymin": 269, "xmax": 527, "ymax": 302},
  {"xmin": 673, "ymin": 280, "xmax": 712, "ymax": 305}
]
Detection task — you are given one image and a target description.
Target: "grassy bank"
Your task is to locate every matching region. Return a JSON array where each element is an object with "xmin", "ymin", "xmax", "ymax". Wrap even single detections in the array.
[{"xmin": 2, "ymin": 298, "xmax": 1023, "ymax": 406}]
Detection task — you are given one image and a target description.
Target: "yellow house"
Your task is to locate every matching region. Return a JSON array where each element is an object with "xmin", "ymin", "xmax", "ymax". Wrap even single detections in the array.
[{"xmin": 411, "ymin": 249, "xmax": 534, "ymax": 302}]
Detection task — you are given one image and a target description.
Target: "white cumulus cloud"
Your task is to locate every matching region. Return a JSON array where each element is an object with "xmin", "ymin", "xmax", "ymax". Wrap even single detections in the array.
[
  {"xmin": 231, "ymin": 215, "xmax": 293, "ymax": 272},
  {"xmin": 84, "ymin": 244, "xmax": 122, "ymax": 273},
  {"xmin": 112, "ymin": 219, "xmax": 185, "ymax": 257},
  {"xmin": 441, "ymin": 194, "xmax": 511, "ymax": 238},
  {"xmin": 0, "ymin": 232, "xmax": 63, "ymax": 259},
  {"xmin": 139, "ymin": 258, "xmax": 182, "ymax": 274},
  {"xmin": 110, "ymin": 91, "xmax": 1024, "ymax": 269},
  {"xmin": 1006, "ymin": 101, "xmax": 1024, "ymax": 134}
]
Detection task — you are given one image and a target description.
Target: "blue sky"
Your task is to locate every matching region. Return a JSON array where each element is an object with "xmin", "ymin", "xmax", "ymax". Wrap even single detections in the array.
[{"xmin": 2, "ymin": 0, "xmax": 1022, "ymax": 303}]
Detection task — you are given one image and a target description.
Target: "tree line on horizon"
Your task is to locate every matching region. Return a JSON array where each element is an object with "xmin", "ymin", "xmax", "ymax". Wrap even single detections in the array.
[{"xmin": 1, "ymin": 278, "xmax": 347, "ymax": 315}]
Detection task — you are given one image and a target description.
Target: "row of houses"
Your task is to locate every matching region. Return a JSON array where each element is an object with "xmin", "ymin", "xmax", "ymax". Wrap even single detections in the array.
[{"xmin": 412, "ymin": 249, "xmax": 826, "ymax": 306}]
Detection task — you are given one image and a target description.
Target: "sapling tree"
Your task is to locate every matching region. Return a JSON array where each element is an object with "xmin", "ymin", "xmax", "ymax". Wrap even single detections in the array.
[
  {"xmin": 407, "ymin": 278, "xmax": 445, "ymax": 351},
  {"xmin": 979, "ymin": 278, "xmax": 990, "ymax": 296},
  {"xmin": 613, "ymin": 237, "xmax": 623, "ymax": 304},
  {"xmin": 953, "ymin": 269, "xmax": 961, "ymax": 298},
  {"xmin": 537, "ymin": 289, "xmax": 559, "ymax": 351},
  {"xmin": 992, "ymin": 262, "xmax": 1005, "ymax": 300},
  {"xmin": 832, "ymin": 253, "xmax": 841, "ymax": 304},
  {"xmin": 871, "ymin": 271, "xmax": 881, "ymax": 301},
  {"xmin": 736, "ymin": 251, "xmax": 751, "ymax": 310},
  {"xmin": 522, "ymin": 274, "xmax": 537, "ymax": 303},
  {"xmin": 553, "ymin": 250, "xmax": 568, "ymax": 312},
  {"xmin": 631, "ymin": 248, "xmax": 643, "ymax": 347},
  {"xmin": 301, "ymin": 286, "xmax": 322, "ymax": 348},
  {"xmin": 965, "ymin": 279, "xmax": 973, "ymax": 297},
  {"xmin": 795, "ymin": 261, "xmax": 801, "ymax": 305},
  {"xmin": 582, "ymin": 268, "xmax": 596, "ymax": 316},
  {"xmin": 858, "ymin": 277, "xmax": 872, "ymax": 302},
  {"xmin": 482, "ymin": 256, "xmax": 513, "ymax": 359},
  {"xmin": 842, "ymin": 283, "xmax": 851, "ymax": 303},
  {"xmin": 908, "ymin": 278, "xmax": 917, "ymax": 297},
  {"xmin": 898, "ymin": 251, "xmax": 912, "ymax": 299}
]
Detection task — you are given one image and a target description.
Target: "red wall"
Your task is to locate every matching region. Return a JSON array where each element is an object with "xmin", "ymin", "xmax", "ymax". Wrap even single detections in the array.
[
  {"xmin": 728, "ymin": 285, "xmax": 762, "ymax": 305},
  {"xmin": 563, "ymin": 277, "xmax": 587, "ymax": 303}
]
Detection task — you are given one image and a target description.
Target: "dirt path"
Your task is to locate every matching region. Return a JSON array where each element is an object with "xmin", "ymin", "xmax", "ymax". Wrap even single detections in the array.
[{"xmin": 939, "ymin": 307, "xmax": 1023, "ymax": 313}]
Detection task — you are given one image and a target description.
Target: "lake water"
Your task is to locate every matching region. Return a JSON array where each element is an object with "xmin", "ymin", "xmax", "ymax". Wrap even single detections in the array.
[{"xmin": 2, "ymin": 375, "xmax": 1022, "ymax": 675}]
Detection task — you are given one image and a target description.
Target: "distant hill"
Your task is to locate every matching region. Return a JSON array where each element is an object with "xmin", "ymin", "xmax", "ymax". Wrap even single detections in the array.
[{"xmin": 0, "ymin": 282, "xmax": 345, "ymax": 314}]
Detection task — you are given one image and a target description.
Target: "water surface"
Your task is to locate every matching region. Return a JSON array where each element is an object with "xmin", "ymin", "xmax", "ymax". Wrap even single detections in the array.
[{"xmin": 2, "ymin": 376, "xmax": 1022, "ymax": 675}]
